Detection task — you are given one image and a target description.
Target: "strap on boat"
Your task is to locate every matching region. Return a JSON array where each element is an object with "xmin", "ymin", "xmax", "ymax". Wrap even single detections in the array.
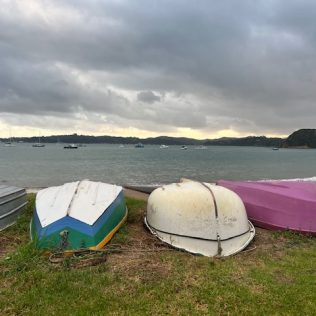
[
  {"xmin": 198, "ymin": 182, "xmax": 222, "ymax": 255},
  {"xmin": 145, "ymin": 220, "xmax": 251, "ymax": 242},
  {"xmin": 217, "ymin": 233, "xmax": 222, "ymax": 256}
]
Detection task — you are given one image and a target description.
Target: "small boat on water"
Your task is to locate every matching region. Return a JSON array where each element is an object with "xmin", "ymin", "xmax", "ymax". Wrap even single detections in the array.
[
  {"xmin": 32, "ymin": 136, "xmax": 45, "ymax": 147},
  {"xmin": 160, "ymin": 145, "xmax": 169, "ymax": 149},
  {"xmin": 135, "ymin": 142, "xmax": 144, "ymax": 148},
  {"xmin": 4, "ymin": 141, "xmax": 16, "ymax": 147},
  {"xmin": 181, "ymin": 145, "xmax": 188, "ymax": 150},
  {"xmin": 64, "ymin": 144, "xmax": 78, "ymax": 149},
  {"xmin": 31, "ymin": 180, "xmax": 127, "ymax": 251},
  {"xmin": 32, "ymin": 143, "xmax": 45, "ymax": 148},
  {"xmin": 217, "ymin": 180, "xmax": 316, "ymax": 234},
  {"xmin": 272, "ymin": 147, "xmax": 279, "ymax": 151},
  {"xmin": 145, "ymin": 181, "xmax": 255, "ymax": 257},
  {"xmin": 0, "ymin": 185, "xmax": 27, "ymax": 231}
]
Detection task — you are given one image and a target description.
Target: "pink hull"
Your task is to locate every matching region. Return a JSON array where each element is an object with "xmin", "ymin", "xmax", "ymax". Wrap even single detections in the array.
[{"xmin": 217, "ymin": 180, "xmax": 316, "ymax": 234}]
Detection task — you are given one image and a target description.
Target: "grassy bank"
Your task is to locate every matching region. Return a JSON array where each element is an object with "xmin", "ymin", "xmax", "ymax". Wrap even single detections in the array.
[{"xmin": 1, "ymin": 195, "xmax": 316, "ymax": 315}]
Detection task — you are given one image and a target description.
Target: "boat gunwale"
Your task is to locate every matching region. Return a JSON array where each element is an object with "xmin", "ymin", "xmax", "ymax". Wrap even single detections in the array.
[
  {"xmin": 0, "ymin": 201, "xmax": 28, "ymax": 220},
  {"xmin": 144, "ymin": 216, "xmax": 255, "ymax": 257},
  {"xmin": 0, "ymin": 191, "xmax": 27, "ymax": 207}
]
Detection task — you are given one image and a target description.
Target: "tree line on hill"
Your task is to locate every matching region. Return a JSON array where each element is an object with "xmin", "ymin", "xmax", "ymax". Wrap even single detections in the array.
[{"xmin": 1, "ymin": 129, "xmax": 315, "ymax": 148}]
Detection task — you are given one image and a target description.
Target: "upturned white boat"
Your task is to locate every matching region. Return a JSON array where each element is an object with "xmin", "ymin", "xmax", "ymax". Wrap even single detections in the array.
[
  {"xmin": 145, "ymin": 181, "xmax": 255, "ymax": 257},
  {"xmin": 31, "ymin": 180, "xmax": 127, "ymax": 251}
]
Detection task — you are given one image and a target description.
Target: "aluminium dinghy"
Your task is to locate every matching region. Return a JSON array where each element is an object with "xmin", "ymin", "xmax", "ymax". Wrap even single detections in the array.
[
  {"xmin": 145, "ymin": 181, "xmax": 255, "ymax": 257},
  {"xmin": 218, "ymin": 180, "xmax": 316, "ymax": 234},
  {"xmin": 31, "ymin": 180, "xmax": 127, "ymax": 251},
  {"xmin": 0, "ymin": 185, "xmax": 27, "ymax": 231}
]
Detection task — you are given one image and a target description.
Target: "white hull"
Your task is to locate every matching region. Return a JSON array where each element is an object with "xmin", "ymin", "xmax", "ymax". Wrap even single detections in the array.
[{"xmin": 145, "ymin": 181, "xmax": 255, "ymax": 257}]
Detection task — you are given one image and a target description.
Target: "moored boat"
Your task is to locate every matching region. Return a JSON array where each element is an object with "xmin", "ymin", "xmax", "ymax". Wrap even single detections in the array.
[
  {"xmin": 217, "ymin": 180, "xmax": 316, "ymax": 234},
  {"xmin": 32, "ymin": 143, "xmax": 45, "ymax": 147},
  {"xmin": 145, "ymin": 181, "xmax": 255, "ymax": 257},
  {"xmin": 64, "ymin": 144, "xmax": 78, "ymax": 149},
  {"xmin": 31, "ymin": 180, "xmax": 127, "ymax": 251},
  {"xmin": 32, "ymin": 136, "xmax": 45, "ymax": 147},
  {"xmin": 0, "ymin": 185, "xmax": 27, "ymax": 231},
  {"xmin": 4, "ymin": 142, "xmax": 16, "ymax": 147}
]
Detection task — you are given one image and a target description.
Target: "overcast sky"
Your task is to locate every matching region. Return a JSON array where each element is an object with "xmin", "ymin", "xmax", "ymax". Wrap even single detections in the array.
[{"xmin": 0, "ymin": 0, "xmax": 315, "ymax": 138}]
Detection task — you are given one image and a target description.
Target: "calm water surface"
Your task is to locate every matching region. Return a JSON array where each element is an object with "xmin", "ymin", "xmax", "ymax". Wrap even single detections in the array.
[{"xmin": 0, "ymin": 144, "xmax": 315, "ymax": 187}]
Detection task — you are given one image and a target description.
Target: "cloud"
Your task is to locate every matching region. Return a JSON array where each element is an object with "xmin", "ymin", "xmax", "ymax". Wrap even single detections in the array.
[
  {"xmin": 137, "ymin": 91, "xmax": 161, "ymax": 104},
  {"xmin": 0, "ymin": 0, "xmax": 315, "ymax": 137}
]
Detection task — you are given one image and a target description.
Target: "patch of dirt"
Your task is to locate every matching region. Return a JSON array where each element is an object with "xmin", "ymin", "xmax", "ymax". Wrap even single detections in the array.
[
  {"xmin": 240, "ymin": 227, "xmax": 290, "ymax": 256},
  {"xmin": 0, "ymin": 234, "xmax": 22, "ymax": 259},
  {"xmin": 123, "ymin": 188, "xmax": 149, "ymax": 201},
  {"xmin": 273, "ymin": 269, "xmax": 295, "ymax": 284},
  {"xmin": 106, "ymin": 216, "xmax": 174, "ymax": 280}
]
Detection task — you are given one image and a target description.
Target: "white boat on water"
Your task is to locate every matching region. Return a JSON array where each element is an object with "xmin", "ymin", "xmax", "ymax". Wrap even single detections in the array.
[
  {"xmin": 32, "ymin": 144, "xmax": 45, "ymax": 147},
  {"xmin": 181, "ymin": 145, "xmax": 188, "ymax": 150},
  {"xmin": 4, "ymin": 135, "xmax": 15, "ymax": 147},
  {"xmin": 160, "ymin": 145, "xmax": 169, "ymax": 149},
  {"xmin": 4, "ymin": 138, "xmax": 16, "ymax": 147},
  {"xmin": 32, "ymin": 136, "xmax": 45, "ymax": 147}
]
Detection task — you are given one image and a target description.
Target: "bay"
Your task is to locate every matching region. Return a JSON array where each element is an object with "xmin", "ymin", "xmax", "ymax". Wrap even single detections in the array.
[{"xmin": 0, "ymin": 144, "xmax": 315, "ymax": 187}]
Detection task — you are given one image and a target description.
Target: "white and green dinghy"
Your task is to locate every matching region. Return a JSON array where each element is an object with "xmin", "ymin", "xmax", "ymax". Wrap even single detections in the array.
[{"xmin": 31, "ymin": 180, "xmax": 127, "ymax": 251}]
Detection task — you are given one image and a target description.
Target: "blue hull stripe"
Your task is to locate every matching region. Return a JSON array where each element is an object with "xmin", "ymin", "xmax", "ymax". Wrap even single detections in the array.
[{"xmin": 33, "ymin": 191, "xmax": 125, "ymax": 238}]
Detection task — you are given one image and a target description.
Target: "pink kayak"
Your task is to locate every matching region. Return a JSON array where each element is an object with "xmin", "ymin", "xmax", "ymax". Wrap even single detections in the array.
[{"xmin": 217, "ymin": 180, "xmax": 316, "ymax": 234}]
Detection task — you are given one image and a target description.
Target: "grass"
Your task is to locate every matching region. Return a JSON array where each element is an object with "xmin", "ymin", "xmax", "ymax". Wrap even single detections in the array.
[{"xmin": 1, "ymin": 195, "xmax": 316, "ymax": 315}]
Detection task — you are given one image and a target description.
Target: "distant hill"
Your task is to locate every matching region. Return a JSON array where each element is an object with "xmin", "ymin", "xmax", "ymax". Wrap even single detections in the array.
[
  {"xmin": 283, "ymin": 129, "xmax": 316, "ymax": 148},
  {"xmin": 204, "ymin": 136, "xmax": 283, "ymax": 147},
  {"xmin": 0, "ymin": 133, "xmax": 284, "ymax": 147}
]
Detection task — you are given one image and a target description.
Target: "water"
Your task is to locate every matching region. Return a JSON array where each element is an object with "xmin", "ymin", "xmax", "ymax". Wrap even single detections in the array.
[{"xmin": 0, "ymin": 144, "xmax": 315, "ymax": 187}]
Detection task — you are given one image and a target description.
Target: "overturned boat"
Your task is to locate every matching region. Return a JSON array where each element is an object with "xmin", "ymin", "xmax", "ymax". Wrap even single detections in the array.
[
  {"xmin": 218, "ymin": 180, "xmax": 316, "ymax": 234},
  {"xmin": 31, "ymin": 180, "xmax": 127, "ymax": 251},
  {"xmin": 0, "ymin": 185, "xmax": 27, "ymax": 231},
  {"xmin": 145, "ymin": 181, "xmax": 255, "ymax": 257}
]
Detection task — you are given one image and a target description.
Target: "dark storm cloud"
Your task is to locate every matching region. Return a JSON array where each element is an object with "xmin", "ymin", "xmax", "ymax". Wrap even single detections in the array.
[
  {"xmin": 137, "ymin": 91, "xmax": 160, "ymax": 104},
  {"xmin": 0, "ymin": 0, "xmax": 316, "ymax": 135}
]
